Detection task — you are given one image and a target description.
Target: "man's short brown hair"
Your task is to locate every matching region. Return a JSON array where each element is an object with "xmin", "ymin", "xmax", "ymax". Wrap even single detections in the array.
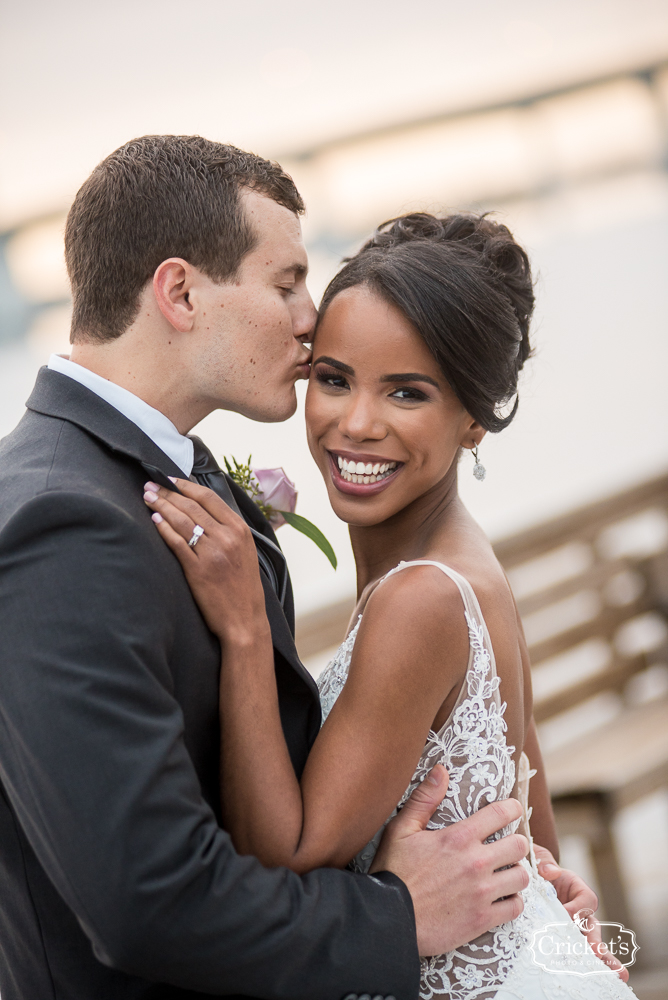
[{"xmin": 65, "ymin": 135, "xmax": 305, "ymax": 343}]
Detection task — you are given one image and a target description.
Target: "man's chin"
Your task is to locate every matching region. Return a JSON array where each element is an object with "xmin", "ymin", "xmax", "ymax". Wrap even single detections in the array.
[{"xmin": 237, "ymin": 392, "xmax": 297, "ymax": 424}]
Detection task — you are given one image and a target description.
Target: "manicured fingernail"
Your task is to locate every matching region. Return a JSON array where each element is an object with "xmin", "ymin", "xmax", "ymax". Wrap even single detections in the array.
[
  {"xmin": 541, "ymin": 863, "xmax": 561, "ymax": 875},
  {"xmin": 427, "ymin": 770, "xmax": 440, "ymax": 785},
  {"xmin": 144, "ymin": 491, "xmax": 158, "ymax": 503},
  {"xmin": 151, "ymin": 512, "xmax": 163, "ymax": 523},
  {"xmin": 144, "ymin": 481, "xmax": 160, "ymax": 492},
  {"xmin": 168, "ymin": 476, "xmax": 177, "ymax": 482}
]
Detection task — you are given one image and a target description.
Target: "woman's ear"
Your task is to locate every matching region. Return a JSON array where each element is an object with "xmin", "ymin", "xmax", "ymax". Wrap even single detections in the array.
[
  {"xmin": 460, "ymin": 419, "xmax": 487, "ymax": 452},
  {"xmin": 153, "ymin": 258, "xmax": 196, "ymax": 332}
]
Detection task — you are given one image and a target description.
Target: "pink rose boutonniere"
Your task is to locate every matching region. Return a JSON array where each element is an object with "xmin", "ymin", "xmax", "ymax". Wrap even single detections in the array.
[
  {"xmin": 251, "ymin": 466, "xmax": 298, "ymax": 529},
  {"xmin": 224, "ymin": 456, "xmax": 337, "ymax": 569}
]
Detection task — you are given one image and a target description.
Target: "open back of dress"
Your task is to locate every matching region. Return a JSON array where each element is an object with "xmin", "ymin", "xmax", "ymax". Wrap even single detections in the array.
[{"xmin": 317, "ymin": 559, "xmax": 636, "ymax": 999}]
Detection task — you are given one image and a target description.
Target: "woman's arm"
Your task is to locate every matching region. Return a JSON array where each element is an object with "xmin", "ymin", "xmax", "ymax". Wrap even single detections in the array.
[
  {"xmin": 508, "ymin": 582, "xmax": 560, "ymax": 862},
  {"xmin": 524, "ymin": 718, "xmax": 559, "ymax": 860},
  {"xmin": 144, "ymin": 480, "xmax": 468, "ymax": 873}
]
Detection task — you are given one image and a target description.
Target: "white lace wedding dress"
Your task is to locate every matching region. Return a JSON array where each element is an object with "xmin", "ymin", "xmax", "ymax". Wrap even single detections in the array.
[{"xmin": 317, "ymin": 560, "xmax": 636, "ymax": 1000}]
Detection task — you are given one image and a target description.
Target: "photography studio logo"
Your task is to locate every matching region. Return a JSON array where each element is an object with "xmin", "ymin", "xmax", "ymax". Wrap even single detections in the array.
[{"xmin": 529, "ymin": 909, "xmax": 639, "ymax": 975}]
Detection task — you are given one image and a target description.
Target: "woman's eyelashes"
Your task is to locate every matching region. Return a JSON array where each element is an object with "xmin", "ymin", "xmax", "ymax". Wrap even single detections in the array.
[
  {"xmin": 315, "ymin": 368, "xmax": 349, "ymax": 390},
  {"xmin": 314, "ymin": 367, "xmax": 431, "ymax": 402},
  {"xmin": 389, "ymin": 386, "xmax": 429, "ymax": 402}
]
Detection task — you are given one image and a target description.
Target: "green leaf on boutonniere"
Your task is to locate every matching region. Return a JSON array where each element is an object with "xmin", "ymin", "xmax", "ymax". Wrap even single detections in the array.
[
  {"xmin": 223, "ymin": 454, "xmax": 337, "ymax": 570},
  {"xmin": 277, "ymin": 511, "xmax": 338, "ymax": 570}
]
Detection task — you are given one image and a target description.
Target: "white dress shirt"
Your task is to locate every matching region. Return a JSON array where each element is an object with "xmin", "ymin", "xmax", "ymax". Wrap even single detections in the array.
[{"xmin": 47, "ymin": 354, "xmax": 194, "ymax": 477}]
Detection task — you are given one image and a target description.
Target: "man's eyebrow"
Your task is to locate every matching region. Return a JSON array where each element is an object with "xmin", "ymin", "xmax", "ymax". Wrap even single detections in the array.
[
  {"xmin": 381, "ymin": 372, "xmax": 440, "ymax": 388},
  {"xmin": 276, "ymin": 262, "xmax": 308, "ymax": 278},
  {"xmin": 313, "ymin": 355, "xmax": 355, "ymax": 375}
]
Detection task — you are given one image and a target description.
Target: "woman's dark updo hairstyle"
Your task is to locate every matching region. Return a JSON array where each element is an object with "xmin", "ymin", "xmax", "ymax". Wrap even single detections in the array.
[{"xmin": 319, "ymin": 212, "xmax": 534, "ymax": 432}]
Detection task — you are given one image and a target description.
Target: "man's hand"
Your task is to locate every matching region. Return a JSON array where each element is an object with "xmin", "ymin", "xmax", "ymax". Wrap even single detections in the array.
[
  {"xmin": 372, "ymin": 765, "xmax": 530, "ymax": 956},
  {"xmin": 534, "ymin": 845, "xmax": 630, "ymax": 982}
]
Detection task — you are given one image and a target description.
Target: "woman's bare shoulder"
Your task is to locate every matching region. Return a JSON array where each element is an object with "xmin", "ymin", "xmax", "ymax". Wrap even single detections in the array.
[{"xmin": 353, "ymin": 563, "xmax": 471, "ymax": 680}]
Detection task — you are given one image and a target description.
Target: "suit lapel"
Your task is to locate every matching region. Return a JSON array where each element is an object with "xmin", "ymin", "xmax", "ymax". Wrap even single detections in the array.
[
  {"xmin": 27, "ymin": 368, "xmax": 191, "ymax": 484},
  {"xmin": 27, "ymin": 367, "xmax": 320, "ymax": 703},
  {"xmin": 226, "ymin": 478, "xmax": 296, "ymax": 632},
  {"xmin": 225, "ymin": 478, "xmax": 317, "ymax": 697}
]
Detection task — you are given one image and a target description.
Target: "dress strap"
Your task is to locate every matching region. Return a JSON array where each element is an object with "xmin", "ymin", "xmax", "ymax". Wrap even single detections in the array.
[
  {"xmin": 379, "ymin": 559, "xmax": 486, "ymax": 626},
  {"xmin": 379, "ymin": 559, "xmax": 498, "ymax": 678}
]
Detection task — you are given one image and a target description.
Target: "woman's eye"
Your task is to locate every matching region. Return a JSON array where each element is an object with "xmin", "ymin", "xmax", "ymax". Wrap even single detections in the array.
[
  {"xmin": 315, "ymin": 370, "xmax": 349, "ymax": 390},
  {"xmin": 391, "ymin": 386, "xmax": 428, "ymax": 401}
]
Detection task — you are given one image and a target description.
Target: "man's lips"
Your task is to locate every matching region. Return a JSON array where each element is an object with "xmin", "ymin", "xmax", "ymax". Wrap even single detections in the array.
[
  {"xmin": 295, "ymin": 358, "xmax": 311, "ymax": 379},
  {"xmin": 327, "ymin": 451, "xmax": 403, "ymax": 497}
]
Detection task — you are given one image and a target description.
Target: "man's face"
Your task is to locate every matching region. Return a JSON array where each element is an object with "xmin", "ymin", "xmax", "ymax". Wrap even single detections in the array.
[{"xmin": 193, "ymin": 188, "xmax": 316, "ymax": 422}]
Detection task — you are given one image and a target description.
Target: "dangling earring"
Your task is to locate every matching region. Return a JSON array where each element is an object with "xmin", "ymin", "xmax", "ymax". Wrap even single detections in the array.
[{"xmin": 472, "ymin": 445, "xmax": 486, "ymax": 481}]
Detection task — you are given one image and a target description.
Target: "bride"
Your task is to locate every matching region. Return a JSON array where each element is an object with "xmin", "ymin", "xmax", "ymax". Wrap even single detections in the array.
[{"xmin": 143, "ymin": 213, "xmax": 635, "ymax": 998}]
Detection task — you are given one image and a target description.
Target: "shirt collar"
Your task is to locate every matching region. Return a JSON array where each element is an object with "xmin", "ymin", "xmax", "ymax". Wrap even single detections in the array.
[{"xmin": 47, "ymin": 354, "xmax": 194, "ymax": 477}]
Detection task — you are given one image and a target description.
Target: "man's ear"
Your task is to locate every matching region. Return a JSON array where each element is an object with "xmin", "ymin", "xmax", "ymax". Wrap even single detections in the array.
[{"xmin": 153, "ymin": 258, "xmax": 196, "ymax": 332}]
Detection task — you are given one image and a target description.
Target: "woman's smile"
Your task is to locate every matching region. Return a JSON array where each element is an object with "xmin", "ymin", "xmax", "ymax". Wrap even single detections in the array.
[{"xmin": 328, "ymin": 450, "xmax": 403, "ymax": 494}]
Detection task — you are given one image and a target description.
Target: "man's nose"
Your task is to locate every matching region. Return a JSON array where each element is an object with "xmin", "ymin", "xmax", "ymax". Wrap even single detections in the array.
[{"xmin": 294, "ymin": 289, "xmax": 317, "ymax": 340}]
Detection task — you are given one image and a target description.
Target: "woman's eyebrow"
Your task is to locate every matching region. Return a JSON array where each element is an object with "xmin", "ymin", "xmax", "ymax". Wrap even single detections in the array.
[
  {"xmin": 381, "ymin": 372, "xmax": 440, "ymax": 388},
  {"xmin": 313, "ymin": 356, "xmax": 355, "ymax": 375}
]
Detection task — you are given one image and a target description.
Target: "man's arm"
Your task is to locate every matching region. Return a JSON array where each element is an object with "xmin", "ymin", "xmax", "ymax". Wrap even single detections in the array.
[{"xmin": 0, "ymin": 491, "xmax": 419, "ymax": 999}]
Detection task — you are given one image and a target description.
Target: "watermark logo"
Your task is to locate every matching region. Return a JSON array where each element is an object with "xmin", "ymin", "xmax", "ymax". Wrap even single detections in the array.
[{"xmin": 529, "ymin": 909, "xmax": 639, "ymax": 976}]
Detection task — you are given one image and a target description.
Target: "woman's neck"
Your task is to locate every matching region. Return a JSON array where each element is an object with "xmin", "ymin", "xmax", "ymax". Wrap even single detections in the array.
[{"xmin": 349, "ymin": 467, "xmax": 469, "ymax": 598}]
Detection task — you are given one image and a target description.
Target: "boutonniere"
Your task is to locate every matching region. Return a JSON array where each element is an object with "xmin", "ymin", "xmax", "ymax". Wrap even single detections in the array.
[{"xmin": 224, "ymin": 456, "xmax": 337, "ymax": 570}]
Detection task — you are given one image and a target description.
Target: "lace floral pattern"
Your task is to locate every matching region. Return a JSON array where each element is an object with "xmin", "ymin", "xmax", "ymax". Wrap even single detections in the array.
[
  {"xmin": 318, "ymin": 615, "xmax": 362, "ymax": 723},
  {"xmin": 316, "ymin": 560, "xmax": 636, "ymax": 1000}
]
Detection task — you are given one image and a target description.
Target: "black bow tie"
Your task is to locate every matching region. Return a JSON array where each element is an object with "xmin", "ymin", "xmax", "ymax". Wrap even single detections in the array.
[{"xmin": 188, "ymin": 437, "xmax": 288, "ymax": 607}]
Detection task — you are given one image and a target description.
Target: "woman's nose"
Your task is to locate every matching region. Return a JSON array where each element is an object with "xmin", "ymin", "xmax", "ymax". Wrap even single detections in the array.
[{"xmin": 338, "ymin": 395, "xmax": 387, "ymax": 442}]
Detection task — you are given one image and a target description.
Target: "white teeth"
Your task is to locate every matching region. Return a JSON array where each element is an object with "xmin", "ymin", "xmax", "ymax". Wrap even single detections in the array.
[{"xmin": 337, "ymin": 457, "xmax": 400, "ymax": 486}]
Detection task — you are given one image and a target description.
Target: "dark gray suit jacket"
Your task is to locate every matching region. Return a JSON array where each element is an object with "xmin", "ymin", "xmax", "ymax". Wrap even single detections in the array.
[{"xmin": 0, "ymin": 368, "xmax": 420, "ymax": 1000}]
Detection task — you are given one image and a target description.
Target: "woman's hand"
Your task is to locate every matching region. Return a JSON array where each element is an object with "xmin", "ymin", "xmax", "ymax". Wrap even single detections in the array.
[
  {"xmin": 143, "ymin": 479, "xmax": 269, "ymax": 645},
  {"xmin": 534, "ymin": 845, "xmax": 630, "ymax": 982}
]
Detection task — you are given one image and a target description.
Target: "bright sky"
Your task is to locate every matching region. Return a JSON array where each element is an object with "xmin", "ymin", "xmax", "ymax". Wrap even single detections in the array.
[
  {"xmin": 1, "ymin": 0, "xmax": 667, "ymax": 617},
  {"xmin": 2, "ymin": 0, "xmax": 668, "ymax": 225}
]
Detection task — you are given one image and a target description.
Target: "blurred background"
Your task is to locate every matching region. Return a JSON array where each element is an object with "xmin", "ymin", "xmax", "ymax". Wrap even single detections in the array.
[{"xmin": 2, "ymin": 0, "xmax": 668, "ymax": 992}]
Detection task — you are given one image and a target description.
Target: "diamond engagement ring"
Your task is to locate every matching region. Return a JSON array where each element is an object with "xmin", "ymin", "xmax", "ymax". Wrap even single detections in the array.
[{"xmin": 188, "ymin": 525, "xmax": 205, "ymax": 548}]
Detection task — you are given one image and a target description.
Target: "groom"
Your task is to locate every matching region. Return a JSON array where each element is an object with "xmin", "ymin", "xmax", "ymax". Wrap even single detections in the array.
[{"xmin": 0, "ymin": 136, "xmax": 588, "ymax": 1000}]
